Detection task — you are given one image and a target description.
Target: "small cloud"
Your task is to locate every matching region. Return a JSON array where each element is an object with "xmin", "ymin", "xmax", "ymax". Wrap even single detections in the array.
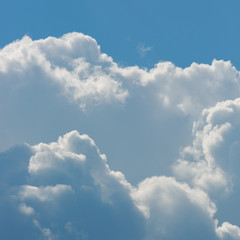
[
  {"xmin": 137, "ymin": 43, "xmax": 152, "ymax": 57},
  {"xmin": 19, "ymin": 203, "xmax": 35, "ymax": 215}
]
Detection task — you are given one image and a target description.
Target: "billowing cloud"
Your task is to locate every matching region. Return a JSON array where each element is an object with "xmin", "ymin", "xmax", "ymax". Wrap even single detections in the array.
[
  {"xmin": 172, "ymin": 99, "xmax": 240, "ymax": 239},
  {"xmin": 1, "ymin": 32, "xmax": 240, "ymax": 115},
  {"xmin": 1, "ymin": 130, "xmax": 240, "ymax": 239},
  {"xmin": 116, "ymin": 59, "xmax": 240, "ymax": 116},
  {"xmin": 173, "ymin": 98, "xmax": 240, "ymax": 193},
  {"xmin": 1, "ymin": 33, "xmax": 240, "ymax": 240},
  {"xmin": 0, "ymin": 32, "xmax": 128, "ymax": 110},
  {"xmin": 216, "ymin": 222, "xmax": 240, "ymax": 240},
  {"xmin": 0, "ymin": 131, "xmax": 145, "ymax": 240},
  {"xmin": 132, "ymin": 176, "xmax": 218, "ymax": 240}
]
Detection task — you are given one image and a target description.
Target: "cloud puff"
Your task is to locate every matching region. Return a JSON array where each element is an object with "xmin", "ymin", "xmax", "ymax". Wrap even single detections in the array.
[
  {"xmin": 0, "ymin": 32, "xmax": 128, "ymax": 110},
  {"xmin": 172, "ymin": 98, "xmax": 240, "ymax": 239},
  {"xmin": 216, "ymin": 222, "xmax": 240, "ymax": 240},
  {"xmin": 1, "ymin": 32, "xmax": 240, "ymax": 116},
  {"xmin": 2, "ymin": 130, "xmax": 240, "ymax": 239},
  {"xmin": 1, "ymin": 32, "xmax": 240, "ymax": 157},
  {"xmin": 132, "ymin": 176, "xmax": 218, "ymax": 240},
  {"xmin": 173, "ymin": 98, "xmax": 240, "ymax": 193},
  {"xmin": 0, "ymin": 131, "xmax": 145, "ymax": 240},
  {"xmin": 116, "ymin": 59, "xmax": 240, "ymax": 116}
]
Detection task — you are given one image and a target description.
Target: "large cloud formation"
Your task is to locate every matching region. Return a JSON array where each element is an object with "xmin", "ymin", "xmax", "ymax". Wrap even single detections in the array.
[
  {"xmin": 0, "ymin": 128, "xmax": 239, "ymax": 239},
  {"xmin": 1, "ymin": 32, "xmax": 240, "ymax": 114},
  {"xmin": 0, "ymin": 33, "xmax": 128, "ymax": 110},
  {"xmin": 1, "ymin": 32, "xmax": 240, "ymax": 239},
  {"xmin": 173, "ymin": 99, "xmax": 240, "ymax": 193}
]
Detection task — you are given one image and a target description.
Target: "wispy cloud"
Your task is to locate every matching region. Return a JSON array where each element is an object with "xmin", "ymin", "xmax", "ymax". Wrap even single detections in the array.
[{"xmin": 137, "ymin": 42, "xmax": 152, "ymax": 57}]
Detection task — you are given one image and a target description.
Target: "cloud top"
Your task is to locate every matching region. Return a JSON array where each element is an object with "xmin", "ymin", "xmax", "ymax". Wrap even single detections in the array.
[{"xmin": 0, "ymin": 127, "xmax": 240, "ymax": 239}]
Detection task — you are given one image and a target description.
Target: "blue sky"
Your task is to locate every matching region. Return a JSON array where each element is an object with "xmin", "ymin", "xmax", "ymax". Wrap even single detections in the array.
[
  {"xmin": 1, "ymin": 0, "xmax": 240, "ymax": 239},
  {"xmin": 1, "ymin": 0, "xmax": 240, "ymax": 68}
]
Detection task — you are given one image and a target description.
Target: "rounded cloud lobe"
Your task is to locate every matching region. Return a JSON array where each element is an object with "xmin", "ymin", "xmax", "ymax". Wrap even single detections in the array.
[
  {"xmin": 1, "ymin": 32, "xmax": 240, "ymax": 115},
  {"xmin": 1, "ymin": 32, "xmax": 240, "ymax": 153},
  {"xmin": 174, "ymin": 98, "xmax": 240, "ymax": 193},
  {"xmin": 0, "ymin": 131, "xmax": 145, "ymax": 240},
  {"xmin": 0, "ymin": 129, "xmax": 239, "ymax": 240},
  {"xmin": 115, "ymin": 59, "xmax": 240, "ymax": 116},
  {"xmin": 173, "ymin": 99, "xmax": 240, "ymax": 238}
]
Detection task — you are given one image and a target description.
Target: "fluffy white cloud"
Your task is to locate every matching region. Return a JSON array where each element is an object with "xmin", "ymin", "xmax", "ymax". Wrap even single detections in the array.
[
  {"xmin": 1, "ymin": 32, "xmax": 240, "ymax": 170},
  {"xmin": 172, "ymin": 98, "xmax": 240, "ymax": 239},
  {"xmin": 217, "ymin": 222, "xmax": 240, "ymax": 240},
  {"xmin": 0, "ymin": 32, "xmax": 128, "ymax": 110},
  {"xmin": 115, "ymin": 59, "xmax": 240, "ymax": 116},
  {"xmin": 2, "ymin": 130, "xmax": 240, "ymax": 240},
  {"xmin": 1, "ymin": 32, "xmax": 240, "ymax": 240},
  {"xmin": 19, "ymin": 203, "xmax": 35, "ymax": 215},
  {"xmin": 0, "ymin": 131, "xmax": 145, "ymax": 240},
  {"xmin": 132, "ymin": 176, "xmax": 218, "ymax": 240},
  {"xmin": 173, "ymin": 98, "xmax": 240, "ymax": 193},
  {"xmin": 1, "ymin": 32, "xmax": 240, "ymax": 116}
]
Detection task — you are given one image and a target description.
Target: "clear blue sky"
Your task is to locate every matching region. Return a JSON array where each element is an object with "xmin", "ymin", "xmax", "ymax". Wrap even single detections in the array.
[{"xmin": 1, "ymin": 0, "xmax": 240, "ymax": 68}]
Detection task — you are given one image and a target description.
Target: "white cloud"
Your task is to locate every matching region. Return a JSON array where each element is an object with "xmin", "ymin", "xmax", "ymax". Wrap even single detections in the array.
[
  {"xmin": 15, "ymin": 131, "xmax": 145, "ymax": 240},
  {"xmin": 137, "ymin": 43, "xmax": 152, "ymax": 57},
  {"xmin": 132, "ymin": 176, "xmax": 218, "ymax": 239},
  {"xmin": 1, "ymin": 32, "xmax": 240, "ymax": 240},
  {"xmin": 19, "ymin": 203, "xmax": 35, "ymax": 215},
  {"xmin": 0, "ymin": 33, "xmax": 128, "ymax": 110},
  {"xmin": 216, "ymin": 222, "xmax": 240, "ymax": 240},
  {"xmin": 19, "ymin": 184, "xmax": 73, "ymax": 202},
  {"xmin": 1, "ymin": 32, "xmax": 240, "ymax": 116},
  {"xmin": 115, "ymin": 59, "xmax": 240, "ymax": 116},
  {"xmin": 173, "ymin": 98, "xmax": 240, "ymax": 194},
  {"xmin": 1, "ymin": 32, "xmax": 240, "ymax": 158},
  {"xmin": 2, "ymin": 130, "xmax": 238, "ymax": 240}
]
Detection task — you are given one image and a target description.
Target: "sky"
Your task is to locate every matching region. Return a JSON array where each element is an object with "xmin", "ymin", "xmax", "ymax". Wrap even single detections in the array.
[{"xmin": 1, "ymin": 0, "xmax": 240, "ymax": 239}]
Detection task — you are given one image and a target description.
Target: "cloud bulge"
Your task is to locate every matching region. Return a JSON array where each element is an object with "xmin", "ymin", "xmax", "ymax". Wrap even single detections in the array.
[{"xmin": 1, "ymin": 32, "xmax": 240, "ymax": 239}]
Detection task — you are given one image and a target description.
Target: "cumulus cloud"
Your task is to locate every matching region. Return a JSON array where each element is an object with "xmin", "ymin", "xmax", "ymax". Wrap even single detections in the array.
[
  {"xmin": 1, "ymin": 32, "xmax": 240, "ymax": 240},
  {"xmin": 217, "ymin": 222, "xmax": 240, "ymax": 240},
  {"xmin": 1, "ymin": 32, "xmax": 240, "ymax": 116},
  {"xmin": 132, "ymin": 176, "xmax": 218, "ymax": 240},
  {"xmin": 173, "ymin": 98, "xmax": 240, "ymax": 193},
  {"xmin": 172, "ymin": 98, "xmax": 240, "ymax": 239},
  {"xmin": 0, "ymin": 32, "xmax": 128, "ymax": 110},
  {"xmin": 1, "ymin": 130, "xmax": 240, "ymax": 239},
  {"xmin": 115, "ymin": 59, "xmax": 240, "ymax": 116},
  {"xmin": 19, "ymin": 203, "xmax": 35, "ymax": 215},
  {"xmin": 0, "ymin": 131, "xmax": 145, "ymax": 240},
  {"xmin": 1, "ymin": 32, "xmax": 240, "ymax": 157}
]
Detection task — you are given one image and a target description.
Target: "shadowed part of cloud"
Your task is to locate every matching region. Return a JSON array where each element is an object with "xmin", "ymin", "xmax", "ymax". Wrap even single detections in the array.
[
  {"xmin": 0, "ymin": 129, "xmax": 239, "ymax": 239},
  {"xmin": 1, "ymin": 33, "xmax": 240, "ymax": 239}
]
